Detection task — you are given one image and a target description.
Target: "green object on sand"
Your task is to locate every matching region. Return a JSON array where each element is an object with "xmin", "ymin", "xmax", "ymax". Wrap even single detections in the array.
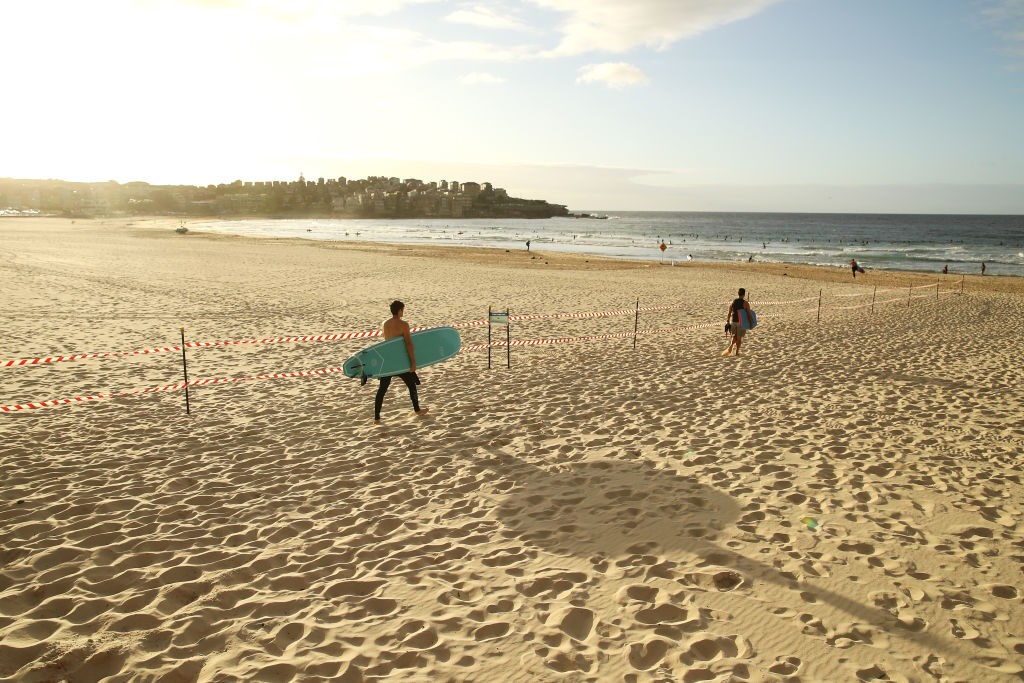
[
  {"xmin": 343, "ymin": 326, "xmax": 461, "ymax": 380},
  {"xmin": 800, "ymin": 517, "xmax": 819, "ymax": 531}
]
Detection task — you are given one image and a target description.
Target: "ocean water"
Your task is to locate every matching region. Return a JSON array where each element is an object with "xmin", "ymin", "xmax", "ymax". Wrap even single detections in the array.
[{"xmin": 191, "ymin": 212, "xmax": 1024, "ymax": 277}]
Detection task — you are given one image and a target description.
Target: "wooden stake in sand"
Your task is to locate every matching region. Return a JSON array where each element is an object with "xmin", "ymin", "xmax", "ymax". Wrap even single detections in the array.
[
  {"xmin": 488, "ymin": 306, "xmax": 511, "ymax": 369},
  {"xmin": 179, "ymin": 326, "xmax": 191, "ymax": 415},
  {"xmin": 633, "ymin": 299, "xmax": 640, "ymax": 350},
  {"xmin": 817, "ymin": 290, "xmax": 822, "ymax": 323},
  {"xmin": 871, "ymin": 285, "xmax": 877, "ymax": 314}
]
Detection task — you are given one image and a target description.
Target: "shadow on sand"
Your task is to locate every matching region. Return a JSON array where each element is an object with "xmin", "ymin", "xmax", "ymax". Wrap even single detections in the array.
[{"xmin": 478, "ymin": 447, "xmax": 968, "ymax": 665}]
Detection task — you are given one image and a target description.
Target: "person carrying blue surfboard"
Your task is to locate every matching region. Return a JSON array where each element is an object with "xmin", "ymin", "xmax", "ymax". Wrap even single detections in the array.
[
  {"xmin": 723, "ymin": 288, "xmax": 754, "ymax": 357},
  {"xmin": 374, "ymin": 300, "xmax": 429, "ymax": 423}
]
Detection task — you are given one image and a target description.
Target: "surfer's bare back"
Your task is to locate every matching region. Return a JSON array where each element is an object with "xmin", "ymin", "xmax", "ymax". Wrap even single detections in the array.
[{"xmin": 374, "ymin": 300, "xmax": 429, "ymax": 423}]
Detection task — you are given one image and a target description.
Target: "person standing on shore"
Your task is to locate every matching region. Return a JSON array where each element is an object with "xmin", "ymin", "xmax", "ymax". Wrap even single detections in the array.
[
  {"xmin": 526, "ymin": 240, "xmax": 531, "ymax": 251},
  {"xmin": 981, "ymin": 262, "xmax": 986, "ymax": 275},
  {"xmin": 850, "ymin": 258, "xmax": 859, "ymax": 278},
  {"xmin": 374, "ymin": 300, "xmax": 428, "ymax": 423},
  {"xmin": 723, "ymin": 288, "xmax": 753, "ymax": 357}
]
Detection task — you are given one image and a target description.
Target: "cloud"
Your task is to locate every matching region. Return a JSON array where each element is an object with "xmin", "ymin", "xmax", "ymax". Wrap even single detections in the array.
[
  {"xmin": 460, "ymin": 71, "xmax": 507, "ymax": 84},
  {"xmin": 978, "ymin": 0, "xmax": 1024, "ymax": 65},
  {"xmin": 175, "ymin": 0, "xmax": 437, "ymax": 18},
  {"xmin": 576, "ymin": 62, "xmax": 649, "ymax": 88},
  {"xmin": 446, "ymin": 3, "xmax": 530, "ymax": 31},
  {"xmin": 529, "ymin": 0, "xmax": 785, "ymax": 56}
]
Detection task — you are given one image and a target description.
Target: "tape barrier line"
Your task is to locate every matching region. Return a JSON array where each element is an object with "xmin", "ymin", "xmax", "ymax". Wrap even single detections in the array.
[
  {"xmin": 822, "ymin": 293, "xmax": 950, "ymax": 311},
  {"xmin": 747, "ymin": 296, "xmax": 820, "ymax": 306},
  {"xmin": 465, "ymin": 313, "xmax": 810, "ymax": 352},
  {"xmin": 2, "ymin": 284, "xmax": 955, "ymax": 370},
  {"xmin": 508, "ymin": 304, "xmax": 687, "ymax": 323},
  {"xmin": 4, "ymin": 347, "xmax": 186, "ymax": 368},
  {"xmin": 182, "ymin": 319, "xmax": 488, "ymax": 350},
  {"xmin": 0, "ymin": 304, "xmax": 715, "ymax": 367},
  {"xmin": 3, "ymin": 320, "xmax": 488, "ymax": 368},
  {"xmin": 463, "ymin": 322, "xmax": 727, "ymax": 351},
  {"xmin": 1, "ymin": 367, "xmax": 349, "ymax": 412},
  {"xmin": 822, "ymin": 302, "xmax": 874, "ymax": 312}
]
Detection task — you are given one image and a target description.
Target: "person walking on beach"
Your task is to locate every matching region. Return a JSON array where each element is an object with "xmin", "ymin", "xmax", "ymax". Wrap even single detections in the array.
[
  {"xmin": 374, "ymin": 300, "xmax": 428, "ymax": 423},
  {"xmin": 943, "ymin": 264, "xmax": 948, "ymax": 275},
  {"xmin": 723, "ymin": 288, "xmax": 753, "ymax": 357},
  {"xmin": 850, "ymin": 258, "xmax": 859, "ymax": 278},
  {"xmin": 526, "ymin": 240, "xmax": 531, "ymax": 251},
  {"xmin": 981, "ymin": 261, "xmax": 986, "ymax": 275}
]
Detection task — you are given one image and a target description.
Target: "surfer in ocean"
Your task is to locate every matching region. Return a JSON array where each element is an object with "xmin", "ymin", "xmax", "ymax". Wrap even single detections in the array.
[{"xmin": 374, "ymin": 300, "xmax": 428, "ymax": 423}]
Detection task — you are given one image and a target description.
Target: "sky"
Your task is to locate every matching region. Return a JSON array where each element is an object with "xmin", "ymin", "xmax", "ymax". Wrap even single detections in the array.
[{"xmin": 2, "ymin": 0, "xmax": 1024, "ymax": 213}]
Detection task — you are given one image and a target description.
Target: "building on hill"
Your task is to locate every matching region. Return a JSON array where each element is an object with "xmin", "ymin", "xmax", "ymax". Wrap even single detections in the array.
[{"xmin": 0, "ymin": 176, "xmax": 568, "ymax": 219}]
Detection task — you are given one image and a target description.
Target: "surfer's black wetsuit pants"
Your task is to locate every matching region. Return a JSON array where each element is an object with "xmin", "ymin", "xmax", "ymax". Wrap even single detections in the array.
[{"xmin": 374, "ymin": 372, "xmax": 420, "ymax": 420}]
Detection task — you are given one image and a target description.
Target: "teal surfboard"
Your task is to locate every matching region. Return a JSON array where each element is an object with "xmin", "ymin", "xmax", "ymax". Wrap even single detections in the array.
[
  {"xmin": 739, "ymin": 309, "xmax": 757, "ymax": 330},
  {"xmin": 343, "ymin": 326, "xmax": 461, "ymax": 379}
]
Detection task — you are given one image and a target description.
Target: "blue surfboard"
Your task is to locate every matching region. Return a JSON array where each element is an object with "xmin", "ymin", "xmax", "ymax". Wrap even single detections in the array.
[
  {"xmin": 343, "ymin": 326, "xmax": 461, "ymax": 379},
  {"xmin": 739, "ymin": 309, "xmax": 757, "ymax": 330}
]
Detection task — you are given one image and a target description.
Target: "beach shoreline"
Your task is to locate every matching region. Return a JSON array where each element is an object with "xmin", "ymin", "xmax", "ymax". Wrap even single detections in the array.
[
  {"xmin": 148, "ymin": 216, "xmax": 1024, "ymax": 294},
  {"xmin": 2, "ymin": 216, "xmax": 1023, "ymax": 681}
]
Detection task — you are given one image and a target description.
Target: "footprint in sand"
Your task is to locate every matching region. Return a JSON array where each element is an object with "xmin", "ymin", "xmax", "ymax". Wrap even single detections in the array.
[
  {"xmin": 548, "ymin": 606, "xmax": 595, "ymax": 642},
  {"xmin": 768, "ymin": 655, "xmax": 802, "ymax": 677},
  {"xmin": 473, "ymin": 622, "xmax": 511, "ymax": 642},
  {"xmin": 627, "ymin": 638, "xmax": 670, "ymax": 670}
]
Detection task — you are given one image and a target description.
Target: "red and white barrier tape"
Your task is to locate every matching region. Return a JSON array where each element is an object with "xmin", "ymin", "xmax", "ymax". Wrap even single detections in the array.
[
  {"xmin": 2, "ymin": 320, "xmax": 487, "ymax": 368},
  {"xmin": 507, "ymin": 304, "xmax": 686, "ymax": 323},
  {"xmin": 4, "ymin": 346, "xmax": 184, "ymax": 368},
  {"xmin": 747, "ymin": 296, "xmax": 820, "ymax": 306},
  {"xmin": 0, "ymin": 305, "xmax": 704, "ymax": 367},
  {"xmin": 0, "ymin": 367, "xmax": 349, "ymax": 411},
  {"xmin": 822, "ymin": 291, "xmax": 956, "ymax": 311},
  {"xmin": 463, "ymin": 322, "xmax": 726, "ymax": 351},
  {"xmin": 2, "ymin": 285, "xmax": 957, "ymax": 370}
]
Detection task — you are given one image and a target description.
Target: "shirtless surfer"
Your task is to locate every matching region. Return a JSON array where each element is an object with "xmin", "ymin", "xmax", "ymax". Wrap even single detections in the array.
[{"xmin": 374, "ymin": 300, "xmax": 429, "ymax": 423}]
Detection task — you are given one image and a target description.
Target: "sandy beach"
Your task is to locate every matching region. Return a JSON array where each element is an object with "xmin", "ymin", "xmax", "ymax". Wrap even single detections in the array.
[{"xmin": 2, "ymin": 217, "xmax": 1023, "ymax": 681}]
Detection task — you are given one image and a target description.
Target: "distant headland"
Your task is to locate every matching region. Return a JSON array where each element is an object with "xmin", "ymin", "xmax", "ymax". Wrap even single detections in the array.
[{"xmin": 0, "ymin": 175, "xmax": 569, "ymax": 219}]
